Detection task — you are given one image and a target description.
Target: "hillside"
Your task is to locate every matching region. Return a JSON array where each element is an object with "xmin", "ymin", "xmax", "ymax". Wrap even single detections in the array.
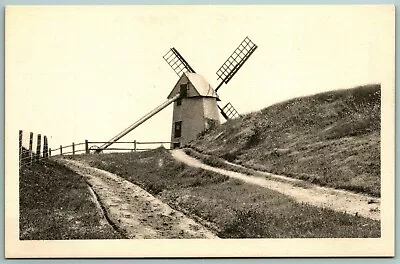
[
  {"xmin": 74, "ymin": 148, "xmax": 380, "ymax": 238},
  {"xmin": 19, "ymin": 156, "xmax": 122, "ymax": 239},
  {"xmin": 190, "ymin": 84, "xmax": 381, "ymax": 197}
]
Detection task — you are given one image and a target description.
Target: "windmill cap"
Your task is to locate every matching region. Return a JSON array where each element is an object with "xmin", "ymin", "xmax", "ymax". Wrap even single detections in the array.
[{"xmin": 168, "ymin": 72, "xmax": 219, "ymax": 99}]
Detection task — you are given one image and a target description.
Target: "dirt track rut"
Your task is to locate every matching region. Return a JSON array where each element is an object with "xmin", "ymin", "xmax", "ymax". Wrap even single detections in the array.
[
  {"xmin": 171, "ymin": 149, "xmax": 380, "ymax": 221},
  {"xmin": 56, "ymin": 158, "xmax": 218, "ymax": 239}
]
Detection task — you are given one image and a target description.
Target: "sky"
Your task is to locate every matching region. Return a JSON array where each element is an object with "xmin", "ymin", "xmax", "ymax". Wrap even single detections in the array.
[{"xmin": 6, "ymin": 5, "xmax": 394, "ymax": 152}]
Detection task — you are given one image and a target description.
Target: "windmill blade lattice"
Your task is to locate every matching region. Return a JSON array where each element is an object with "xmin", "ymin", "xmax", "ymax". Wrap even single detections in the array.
[
  {"xmin": 215, "ymin": 37, "xmax": 258, "ymax": 91},
  {"xmin": 163, "ymin": 48, "xmax": 196, "ymax": 77},
  {"xmin": 220, "ymin": 102, "xmax": 241, "ymax": 119}
]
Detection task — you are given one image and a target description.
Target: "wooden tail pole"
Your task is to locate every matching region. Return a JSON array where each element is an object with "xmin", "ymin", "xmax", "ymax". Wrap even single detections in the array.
[{"xmin": 97, "ymin": 93, "xmax": 181, "ymax": 152}]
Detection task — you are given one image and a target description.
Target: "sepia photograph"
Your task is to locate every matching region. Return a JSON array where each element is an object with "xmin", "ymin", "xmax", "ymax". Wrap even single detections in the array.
[{"xmin": 5, "ymin": 5, "xmax": 395, "ymax": 258}]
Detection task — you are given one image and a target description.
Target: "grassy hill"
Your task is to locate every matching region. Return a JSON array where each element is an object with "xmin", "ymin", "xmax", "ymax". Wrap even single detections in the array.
[
  {"xmin": 19, "ymin": 155, "xmax": 122, "ymax": 239},
  {"xmin": 191, "ymin": 84, "xmax": 381, "ymax": 197},
  {"xmin": 76, "ymin": 148, "xmax": 380, "ymax": 238}
]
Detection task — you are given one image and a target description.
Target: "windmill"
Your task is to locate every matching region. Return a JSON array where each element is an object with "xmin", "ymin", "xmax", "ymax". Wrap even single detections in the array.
[
  {"xmin": 96, "ymin": 37, "xmax": 258, "ymax": 152},
  {"xmin": 164, "ymin": 37, "xmax": 258, "ymax": 121}
]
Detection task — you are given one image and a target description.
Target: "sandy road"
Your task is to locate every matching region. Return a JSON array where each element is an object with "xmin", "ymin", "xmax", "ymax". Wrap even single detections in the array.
[
  {"xmin": 55, "ymin": 157, "xmax": 218, "ymax": 239},
  {"xmin": 171, "ymin": 149, "xmax": 380, "ymax": 221}
]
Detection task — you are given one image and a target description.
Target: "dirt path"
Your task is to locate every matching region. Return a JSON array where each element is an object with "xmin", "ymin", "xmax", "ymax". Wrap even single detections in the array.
[
  {"xmin": 55, "ymin": 157, "xmax": 218, "ymax": 239},
  {"xmin": 171, "ymin": 149, "xmax": 380, "ymax": 221}
]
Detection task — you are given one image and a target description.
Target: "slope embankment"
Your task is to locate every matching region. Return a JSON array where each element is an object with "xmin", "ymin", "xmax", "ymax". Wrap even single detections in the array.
[{"xmin": 191, "ymin": 84, "xmax": 381, "ymax": 197}]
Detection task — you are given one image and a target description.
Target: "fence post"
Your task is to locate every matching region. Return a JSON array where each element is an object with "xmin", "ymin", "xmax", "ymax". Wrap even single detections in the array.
[
  {"xmin": 49, "ymin": 148, "xmax": 52, "ymax": 157},
  {"xmin": 60, "ymin": 145, "xmax": 63, "ymax": 155},
  {"xmin": 46, "ymin": 136, "xmax": 49, "ymax": 157},
  {"xmin": 29, "ymin": 132, "xmax": 33, "ymax": 164},
  {"xmin": 19, "ymin": 130, "xmax": 23, "ymax": 167},
  {"xmin": 134, "ymin": 140, "xmax": 137, "ymax": 152},
  {"xmin": 36, "ymin": 134, "xmax": 41, "ymax": 162},
  {"xmin": 46, "ymin": 136, "xmax": 49, "ymax": 158},
  {"xmin": 45, "ymin": 136, "xmax": 49, "ymax": 158},
  {"xmin": 85, "ymin": 140, "xmax": 89, "ymax": 154},
  {"xmin": 43, "ymin": 136, "xmax": 48, "ymax": 158},
  {"xmin": 72, "ymin": 142, "xmax": 75, "ymax": 157}
]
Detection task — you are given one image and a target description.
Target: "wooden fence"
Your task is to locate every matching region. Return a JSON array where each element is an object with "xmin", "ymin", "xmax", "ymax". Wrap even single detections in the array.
[
  {"xmin": 19, "ymin": 130, "xmax": 51, "ymax": 168},
  {"xmin": 50, "ymin": 140, "xmax": 172, "ymax": 157},
  {"xmin": 19, "ymin": 129, "xmax": 172, "ymax": 168}
]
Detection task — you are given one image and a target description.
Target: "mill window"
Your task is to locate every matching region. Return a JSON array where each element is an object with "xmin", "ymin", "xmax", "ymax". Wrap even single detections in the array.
[
  {"xmin": 176, "ymin": 84, "xmax": 187, "ymax": 106},
  {"xmin": 174, "ymin": 121, "xmax": 182, "ymax": 138},
  {"xmin": 180, "ymin": 83, "xmax": 188, "ymax": 98}
]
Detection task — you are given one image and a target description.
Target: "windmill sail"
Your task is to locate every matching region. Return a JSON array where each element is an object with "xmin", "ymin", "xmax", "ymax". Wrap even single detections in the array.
[
  {"xmin": 214, "ymin": 37, "xmax": 257, "ymax": 120},
  {"xmin": 220, "ymin": 102, "xmax": 241, "ymax": 119},
  {"xmin": 215, "ymin": 37, "xmax": 258, "ymax": 92},
  {"xmin": 163, "ymin": 48, "xmax": 196, "ymax": 77}
]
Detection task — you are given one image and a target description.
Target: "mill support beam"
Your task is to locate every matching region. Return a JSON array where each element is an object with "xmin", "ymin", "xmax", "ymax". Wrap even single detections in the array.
[{"xmin": 96, "ymin": 93, "xmax": 181, "ymax": 152}]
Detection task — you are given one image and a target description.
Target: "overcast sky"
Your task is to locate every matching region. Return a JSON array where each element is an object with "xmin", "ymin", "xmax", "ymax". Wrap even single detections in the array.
[{"xmin": 7, "ymin": 5, "xmax": 393, "ymax": 151}]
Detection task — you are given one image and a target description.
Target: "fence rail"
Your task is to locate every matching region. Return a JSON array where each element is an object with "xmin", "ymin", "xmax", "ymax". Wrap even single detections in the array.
[
  {"xmin": 87, "ymin": 141, "xmax": 171, "ymax": 144},
  {"xmin": 48, "ymin": 139, "xmax": 172, "ymax": 157},
  {"xmin": 19, "ymin": 129, "xmax": 172, "ymax": 169}
]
